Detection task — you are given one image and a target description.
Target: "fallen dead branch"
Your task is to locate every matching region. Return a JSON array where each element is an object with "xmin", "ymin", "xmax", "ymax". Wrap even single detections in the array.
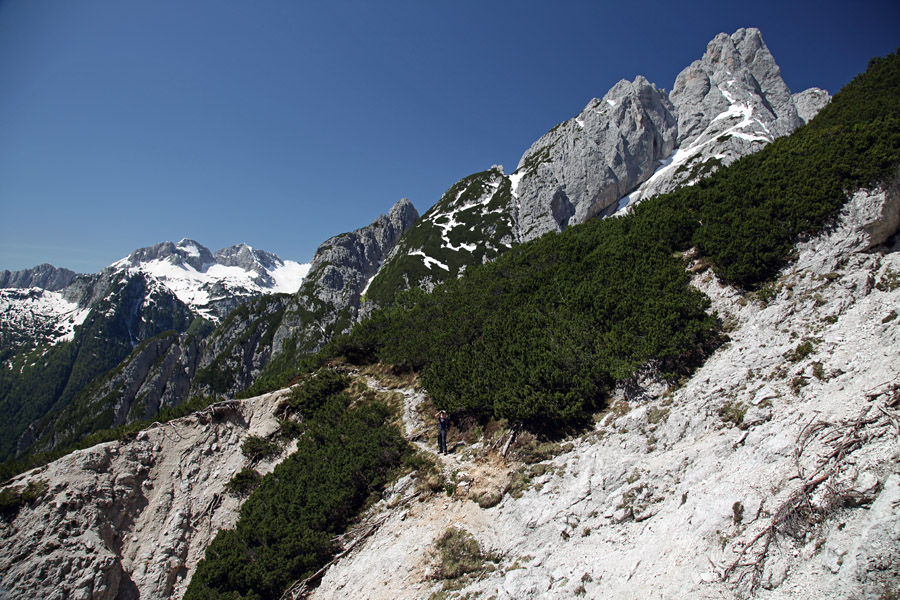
[{"xmin": 723, "ymin": 402, "xmax": 895, "ymax": 593}]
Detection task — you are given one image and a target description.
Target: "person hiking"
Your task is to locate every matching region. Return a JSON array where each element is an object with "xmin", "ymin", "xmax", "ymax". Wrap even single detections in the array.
[{"xmin": 435, "ymin": 410, "xmax": 451, "ymax": 454}]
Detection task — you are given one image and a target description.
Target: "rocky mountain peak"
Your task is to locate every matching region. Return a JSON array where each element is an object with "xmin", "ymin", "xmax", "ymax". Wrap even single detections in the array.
[
  {"xmin": 0, "ymin": 263, "xmax": 78, "ymax": 291},
  {"xmin": 387, "ymin": 197, "xmax": 419, "ymax": 231},
  {"xmin": 511, "ymin": 74, "xmax": 676, "ymax": 241},
  {"xmin": 272, "ymin": 198, "xmax": 419, "ymax": 355},
  {"xmin": 116, "ymin": 239, "xmax": 215, "ymax": 273},
  {"xmin": 213, "ymin": 244, "xmax": 281, "ymax": 273},
  {"xmin": 670, "ymin": 27, "xmax": 800, "ymax": 149},
  {"xmin": 793, "ymin": 87, "xmax": 832, "ymax": 123},
  {"xmin": 212, "ymin": 244, "xmax": 286, "ymax": 289},
  {"xmin": 623, "ymin": 28, "xmax": 830, "ymax": 205}
]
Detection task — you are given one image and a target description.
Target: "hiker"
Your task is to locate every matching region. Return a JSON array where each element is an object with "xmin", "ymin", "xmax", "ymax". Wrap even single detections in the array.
[{"xmin": 435, "ymin": 410, "xmax": 451, "ymax": 454}]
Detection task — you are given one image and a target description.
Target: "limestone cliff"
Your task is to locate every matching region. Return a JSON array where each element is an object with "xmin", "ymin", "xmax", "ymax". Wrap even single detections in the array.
[
  {"xmin": 272, "ymin": 198, "xmax": 419, "ymax": 355},
  {"xmin": 0, "ymin": 391, "xmax": 291, "ymax": 599}
]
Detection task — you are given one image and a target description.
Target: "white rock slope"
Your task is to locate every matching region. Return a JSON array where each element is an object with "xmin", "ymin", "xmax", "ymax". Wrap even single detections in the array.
[
  {"xmin": 308, "ymin": 180, "xmax": 900, "ymax": 599},
  {"xmin": 0, "ymin": 390, "xmax": 292, "ymax": 600}
]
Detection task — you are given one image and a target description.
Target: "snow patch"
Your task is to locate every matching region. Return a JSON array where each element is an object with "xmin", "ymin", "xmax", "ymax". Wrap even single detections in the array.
[
  {"xmin": 409, "ymin": 251, "xmax": 449, "ymax": 271},
  {"xmin": 177, "ymin": 239, "xmax": 201, "ymax": 258},
  {"xmin": 508, "ymin": 172, "xmax": 524, "ymax": 200},
  {"xmin": 268, "ymin": 261, "xmax": 311, "ymax": 294}
]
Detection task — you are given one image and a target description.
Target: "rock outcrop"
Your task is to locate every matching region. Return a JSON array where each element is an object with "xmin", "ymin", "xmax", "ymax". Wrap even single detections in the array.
[
  {"xmin": 0, "ymin": 263, "xmax": 78, "ymax": 291},
  {"xmin": 272, "ymin": 198, "xmax": 419, "ymax": 355},
  {"xmin": 0, "ymin": 391, "xmax": 290, "ymax": 600},
  {"xmin": 510, "ymin": 76, "xmax": 677, "ymax": 241},
  {"xmin": 792, "ymin": 87, "xmax": 831, "ymax": 124}
]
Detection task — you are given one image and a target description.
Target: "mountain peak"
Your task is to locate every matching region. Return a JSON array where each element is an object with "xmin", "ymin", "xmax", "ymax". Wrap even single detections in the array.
[{"xmin": 115, "ymin": 240, "xmax": 215, "ymax": 272}]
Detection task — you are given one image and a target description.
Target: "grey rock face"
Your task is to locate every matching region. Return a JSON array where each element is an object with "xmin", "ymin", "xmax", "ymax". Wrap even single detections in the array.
[
  {"xmin": 0, "ymin": 263, "xmax": 78, "ymax": 291},
  {"xmin": 670, "ymin": 28, "xmax": 801, "ymax": 148},
  {"xmin": 73, "ymin": 331, "xmax": 206, "ymax": 427},
  {"xmin": 213, "ymin": 244, "xmax": 283, "ymax": 287},
  {"xmin": 511, "ymin": 76, "xmax": 677, "ymax": 242},
  {"xmin": 632, "ymin": 28, "xmax": 830, "ymax": 203},
  {"xmin": 191, "ymin": 294, "xmax": 291, "ymax": 398},
  {"xmin": 792, "ymin": 87, "xmax": 831, "ymax": 124},
  {"xmin": 363, "ymin": 29, "xmax": 830, "ymax": 308},
  {"xmin": 273, "ymin": 198, "xmax": 419, "ymax": 355}
]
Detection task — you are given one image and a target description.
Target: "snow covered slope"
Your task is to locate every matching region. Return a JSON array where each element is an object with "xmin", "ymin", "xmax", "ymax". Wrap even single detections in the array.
[
  {"xmin": 109, "ymin": 239, "xmax": 310, "ymax": 321},
  {"xmin": 0, "ymin": 288, "xmax": 90, "ymax": 353},
  {"xmin": 1, "ymin": 240, "xmax": 310, "ymax": 355}
]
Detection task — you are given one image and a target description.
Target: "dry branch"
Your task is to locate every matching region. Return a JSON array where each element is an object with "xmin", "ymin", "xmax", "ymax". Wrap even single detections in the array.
[{"xmin": 723, "ymin": 403, "xmax": 893, "ymax": 592}]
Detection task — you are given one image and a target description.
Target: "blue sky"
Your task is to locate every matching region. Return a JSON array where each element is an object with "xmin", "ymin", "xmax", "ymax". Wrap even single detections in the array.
[{"xmin": 1, "ymin": 0, "xmax": 897, "ymax": 272}]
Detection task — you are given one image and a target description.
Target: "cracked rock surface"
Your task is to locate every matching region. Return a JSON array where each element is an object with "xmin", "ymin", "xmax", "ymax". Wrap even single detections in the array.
[{"xmin": 0, "ymin": 391, "xmax": 289, "ymax": 600}]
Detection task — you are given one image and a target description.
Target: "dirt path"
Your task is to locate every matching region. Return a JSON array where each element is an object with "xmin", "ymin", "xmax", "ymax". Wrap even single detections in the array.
[{"xmin": 364, "ymin": 376, "xmax": 474, "ymax": 477}]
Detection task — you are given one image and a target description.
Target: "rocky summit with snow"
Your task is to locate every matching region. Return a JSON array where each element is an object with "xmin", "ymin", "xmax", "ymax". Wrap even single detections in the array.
[
  {"xmin": 109, "ymin": 239, "xmax": 309, "ymax": 322},
  {"xmin": 0, "ymin": 239, "xmax": 309, "ymax": 463},
  {"xmin": 0, "ymin": 240, "xmax": 308, "ymax": 356},
  {"xmin": 363, "ymin": 27, "xmax": 830, "ymax": 306},
  {"xmin": 1, "ymin": 26, "xmax": 898, "ymax": 600}
]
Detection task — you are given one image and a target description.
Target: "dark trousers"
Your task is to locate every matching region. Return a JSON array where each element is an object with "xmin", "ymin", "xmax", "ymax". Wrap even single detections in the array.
[{"xmin": 438, "ymin": 428, "xmax": 447, "ymax": 453}]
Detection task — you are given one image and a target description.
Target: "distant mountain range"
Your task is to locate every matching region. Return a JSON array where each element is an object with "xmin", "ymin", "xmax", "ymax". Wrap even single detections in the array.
[{"xmin": 1, "ymin": 240, "xmax": 308, "ymax": 354}]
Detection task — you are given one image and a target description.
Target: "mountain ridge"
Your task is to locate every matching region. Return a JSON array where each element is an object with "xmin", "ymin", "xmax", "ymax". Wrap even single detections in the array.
[{"xmin": 362, "ymin": 27, "xmax": 830, "ymax": 312}]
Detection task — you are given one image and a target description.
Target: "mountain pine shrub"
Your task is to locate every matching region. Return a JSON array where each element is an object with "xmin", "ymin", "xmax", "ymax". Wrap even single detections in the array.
[
  {"xmin": 332, "ymin": 49, "xmax": 900, "ymax": 428},
  {"xmin": 185, "ymin": 372, "xmax": 408, "ymax": 600}
]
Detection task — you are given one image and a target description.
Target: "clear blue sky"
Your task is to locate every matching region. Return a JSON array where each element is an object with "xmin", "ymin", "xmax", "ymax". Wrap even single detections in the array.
[{"xmin": 1, "ymin": 0, "xmax": 897, "ymax": 272}]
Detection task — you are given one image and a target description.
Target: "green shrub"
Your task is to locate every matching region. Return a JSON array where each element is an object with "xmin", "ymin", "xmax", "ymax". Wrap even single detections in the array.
[
  {"xmin": 718, "ymin": 401, "xmax": 747, "ymax": 428},
  {"xmin": 287, "ymin": 369, "xmax": 349, "ymax": 417},
  {"xmin": 225, "ymin": 468, "xmax": 262, "ymax": 497},
  {"xmin": 0, "ymin": 479, "xmax": 47, "ymax": 521},
  {"xmin": 185, "ymin": 380, "xmax": 409, "ymax": 600},
  {"xmin": 240, "ymin": 435, "xmax": 282, "ymax": 462},
  {"xmin": 785, "ymin": 340, "xmax": 815, "ymax": 362}
]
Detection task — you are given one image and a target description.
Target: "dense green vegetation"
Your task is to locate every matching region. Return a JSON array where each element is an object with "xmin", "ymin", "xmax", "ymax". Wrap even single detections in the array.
[
  {"xmin": 185, "ymin": 370, "xmax": 409, "ymax": 600},
  {"xmin": 343, "ymin": 203, "xmax": 719, "ymax": 424},
  {"xmin": 313, "ymin": 50, "xmax": 900, "ymax": 426},
  {"xmin": 363, "ymin": 167, "xmax": 515, "ymax": 309}
]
